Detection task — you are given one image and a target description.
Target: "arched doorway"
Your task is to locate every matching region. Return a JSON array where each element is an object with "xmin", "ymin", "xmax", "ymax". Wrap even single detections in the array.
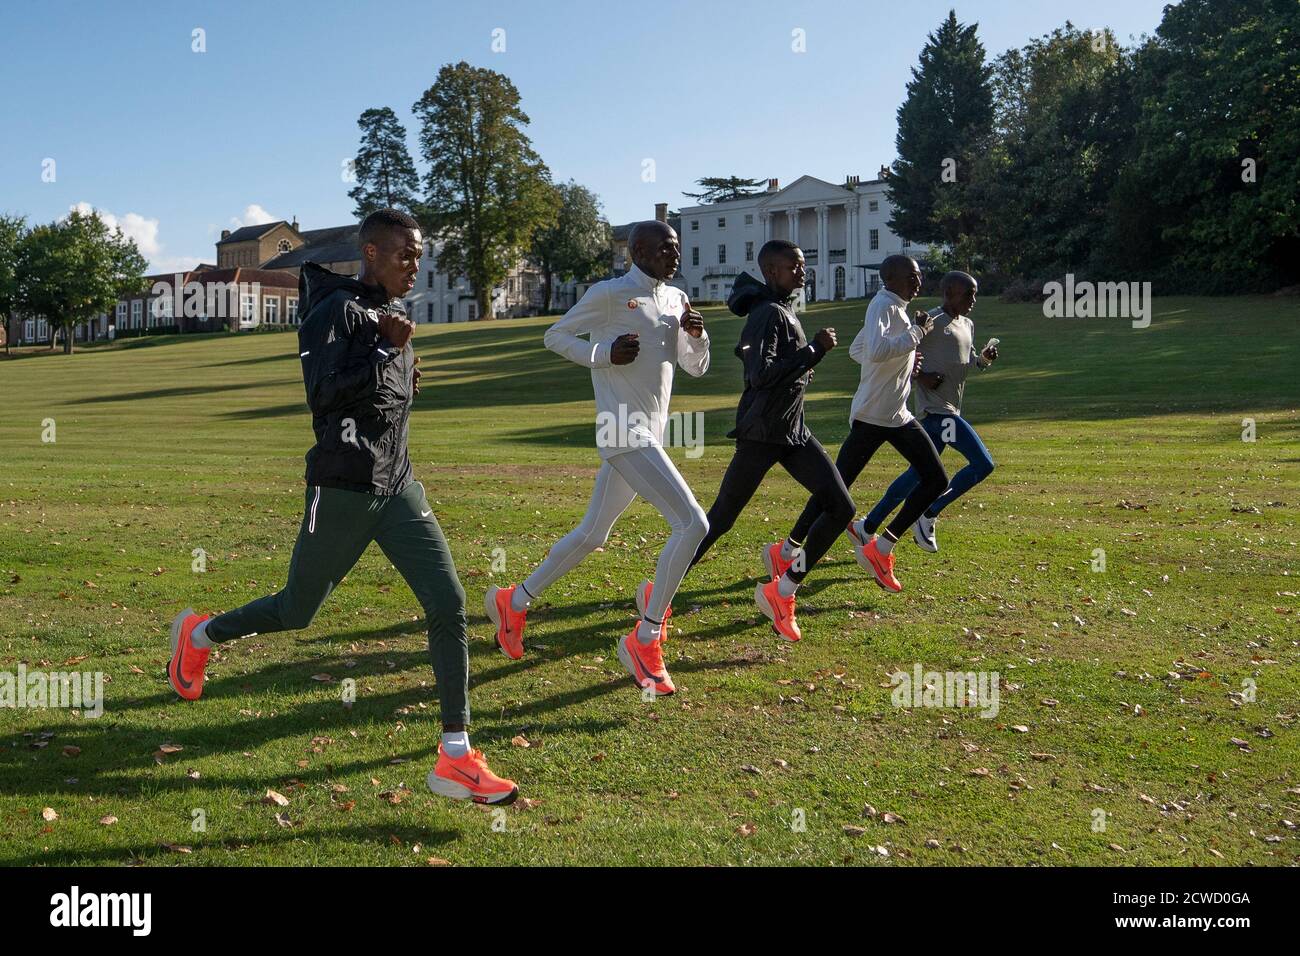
[{"xmin": 834, "ymin": 266, "xmax": 845, "ymax": 300}]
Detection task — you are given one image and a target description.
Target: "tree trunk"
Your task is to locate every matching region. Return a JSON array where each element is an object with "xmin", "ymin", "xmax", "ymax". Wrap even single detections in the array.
[
  {"xmin": 543, "ymin": 267, "xmax": 553, "ymax": 313},
  {"xmin": 477, "ymin": 289, "xmax": 490, "ymax": 321},
  {"xmin": 63, "ymin": 325, "xmax": 74, "ymax": 354}
]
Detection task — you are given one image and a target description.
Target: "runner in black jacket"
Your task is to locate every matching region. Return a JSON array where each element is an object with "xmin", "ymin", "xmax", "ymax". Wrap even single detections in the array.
[
  {"xmin": 687, "ymin": 240, "xmax": 854, "ymax": 642},
  {"xmin": 165, "ymin": 209, "xmax": 517, "ymax": 805}
]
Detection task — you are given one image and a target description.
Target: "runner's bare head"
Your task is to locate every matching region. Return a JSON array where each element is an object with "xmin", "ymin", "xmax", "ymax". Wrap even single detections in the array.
[
  {"xmin": 358, "ymin": 208, "xmax": 423, "ymax": 299},
  {"xmin": 939, "ymin": 271, "xmax": 978, "ymax": 316},
  {"xmin": 880, "ymin": 254, "xmax": 922, "ymax": 301},
  {"xmin": 758, "ymin": 239, "xmax": 805, "ymax": 297},
  {"xmin": 629, "ymin": 220, "xmax": 681, "ymax": 281}
]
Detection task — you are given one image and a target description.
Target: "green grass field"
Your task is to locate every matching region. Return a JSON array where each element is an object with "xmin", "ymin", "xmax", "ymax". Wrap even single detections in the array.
[{"xmin": 1, "ymin": 294, "xmax": 1297, "ymax": 866}]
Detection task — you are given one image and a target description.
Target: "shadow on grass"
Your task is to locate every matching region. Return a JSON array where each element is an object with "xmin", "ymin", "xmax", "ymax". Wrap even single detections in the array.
[{"xmin": 0, "ymin": 821, "xmax": 460, "ymax": 867}]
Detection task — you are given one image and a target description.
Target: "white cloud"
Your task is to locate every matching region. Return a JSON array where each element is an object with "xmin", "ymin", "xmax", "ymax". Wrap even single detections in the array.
[
  {"xmin": 230, "ymin": 204, "xmax": 276, "ymax": 229},
  {"xmin": 68, "ymin": 201, "xmax": 202, "ymax": 275},
  {"xmin": 70, "ymin": 201, "xmax": 160, "ymax": 257}
]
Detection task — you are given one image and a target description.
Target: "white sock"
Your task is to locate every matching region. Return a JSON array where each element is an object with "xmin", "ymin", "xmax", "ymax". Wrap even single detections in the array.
[
  {"xmin": 780, "ymin": 537, "xmax": 801, "ymax": 561},
  {"xmin": 190, "ymin": 619, "xmax": 212, "ymax": 648},
  {"xmin": 509, "ymin": 584, "xmax": 532, "ymax": 613},
  {"xmin": 637, "ymin": 616, "xmax": 661, "ymax": 644},
  {"xmin": 878, "ymin": 532, "xmax": 897, "ymax": 556},
  {"xmin": 777, "ymin": 573, "xmax": 799, "ymax": 598},
  {"xmin": 441, "ymin": 730, "xmax": 470, "ymax": 759}
]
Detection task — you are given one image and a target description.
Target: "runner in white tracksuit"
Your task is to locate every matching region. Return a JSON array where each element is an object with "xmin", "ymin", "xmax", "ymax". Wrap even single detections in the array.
[{"xmin": 484, "ymin": 221, "xmax": 709, "ymax": 696}]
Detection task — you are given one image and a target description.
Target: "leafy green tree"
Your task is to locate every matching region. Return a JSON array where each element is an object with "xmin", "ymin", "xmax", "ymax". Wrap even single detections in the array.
[
  {"xmin": 531, "ymin": 181, "xmax": 610, "ymax": 311},
  {"xmin": 0, "ymin": 214, "xmax": 26, "ymax": 355},
  {"xmin": 1107, "ymin": 0, "xmax": 1300, "ymax": 291},
  {"xmin": 888, "ymin": 10, "xmax": 995, "ymax": 251},
  {"xmin": 682, "ymin": 177, "xmax": 766, "ymax": 204},
  {"xmin": 974, "ymin": 24, "xmax": 1135, "ymax": 280},
  {"xmin": 413, "ymin": 62, "xmax": 558, "ymax": 320},
  {"xmin": 18, "ymin": 210, "xmax": 147, "ymax": 354},
  {"xmin": 347, "ymin": 107, "xmax": 421, "ymax": 219}
]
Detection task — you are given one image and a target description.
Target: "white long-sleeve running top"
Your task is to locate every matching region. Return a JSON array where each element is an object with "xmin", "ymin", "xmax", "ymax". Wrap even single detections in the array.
[
  {"xmin": 544, "ymin": 263, "xmax": 710, "ymax": 459},
  {"xmin": 847, "ymin": 288, "xmax": 925, "ymax": 427}
]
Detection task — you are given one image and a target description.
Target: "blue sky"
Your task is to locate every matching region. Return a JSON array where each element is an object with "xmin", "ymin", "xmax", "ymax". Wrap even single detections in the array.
[{"xmin": 1, "ymin": 0, "xmax": 1171, "ymax": 273}]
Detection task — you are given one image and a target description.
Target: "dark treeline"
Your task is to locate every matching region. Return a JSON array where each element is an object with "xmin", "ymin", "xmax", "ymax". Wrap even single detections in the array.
[{"xmin": 888, "ymin": 1, "xmax": 1300, "ymax": 295}]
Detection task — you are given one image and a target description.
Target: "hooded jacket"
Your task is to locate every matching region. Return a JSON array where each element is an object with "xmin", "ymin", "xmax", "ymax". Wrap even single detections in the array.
[
  {"xmin": 296, "ymin": 261, "xmax": 415, "ymax": 495},
  {"xmin": 726, "ymin": 271, "xmax": 826, "ymax": 445}
]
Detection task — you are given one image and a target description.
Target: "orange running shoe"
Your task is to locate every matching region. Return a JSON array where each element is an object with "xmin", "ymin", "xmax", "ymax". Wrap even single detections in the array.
[
  {"xmin": 755, "ymin": 579, "xmax": 802, "ymax": 642},
  {"xmin": 762, "ymin": 541, "xmax": 794, "ymax": 582},
  {"xmin": 634, "ymin": 579, "xmax": 672, "ymax": 640},
  {"xmin": 427, "ymin": 745, "xmax": 518, "ymax": 805},
  {"xmin": 485, "ymin": 585, "xmax": 527, "ymax": 660},
  {"xmin": 167, "ymin": 608, "xmax": 211, "ymax": 701},
  {"xmin": 862, "ymin": 537, "xmax": 903, "ymax": 592},
  {"xmin": 617, "ymin": 627, "xmax": 675, "ymax": 696}
]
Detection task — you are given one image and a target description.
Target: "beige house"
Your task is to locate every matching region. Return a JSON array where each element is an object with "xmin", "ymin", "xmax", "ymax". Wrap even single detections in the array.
[{"xmin": 216, "ymin": 219, "xmax": 361, "ymax": 277}]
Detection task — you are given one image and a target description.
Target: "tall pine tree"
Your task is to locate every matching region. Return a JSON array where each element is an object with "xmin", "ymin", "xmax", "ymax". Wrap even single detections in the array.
[
  {"xmin": 347, "ymin": 107, "xmax": 420, "ymax": 218},
  {"xmin": 887, "ymin": 10, "xmax": 994, "ymax": 251}
]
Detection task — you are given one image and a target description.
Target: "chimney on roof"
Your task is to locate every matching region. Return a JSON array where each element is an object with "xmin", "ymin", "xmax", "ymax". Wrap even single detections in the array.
[
  {"xmin": 654, "ymin": 202, "xmax": 668, "ymax": 223},
  {"xmin": 291, "ymin": 216, "xmax": 299, "ymax": 232},
  {"xmin": 221, "ymin": 229, "xmax": 230, "ymax": 240},
  {"xmin": 845, "ymin": 174, "xmax": 860, "ymax": 188},
  {"xmin": 767, "ymin": 178, "xmax": 779, "ymax": 192},
  {"xmin": 878, "ymin": 164, "xmax": 890, "ymax": 180}
]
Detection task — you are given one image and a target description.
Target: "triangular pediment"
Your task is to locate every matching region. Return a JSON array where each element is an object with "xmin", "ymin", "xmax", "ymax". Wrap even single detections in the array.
[{"xmin": 758, "ymin": 175, "xmax": 855, "ymax": 208}]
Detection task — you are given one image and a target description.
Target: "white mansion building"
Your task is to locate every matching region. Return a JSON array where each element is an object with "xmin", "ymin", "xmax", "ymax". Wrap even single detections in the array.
[{"xmin": 677, "ymin": 172, "xmax": 927, "ymax": 305}]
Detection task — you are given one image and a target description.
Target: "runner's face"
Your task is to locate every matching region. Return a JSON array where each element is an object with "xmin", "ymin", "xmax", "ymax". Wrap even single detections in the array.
[
  {"xmin": 366, "ymin": 228, "xmax": 423, "ymax": 299},
  {"xmin": 947, "ymin": 283, "xmax": 977, "ymax": 316},
  {"xmin": 638, "ymin": 229, "xmax": 681, "ymax": 281},
  {"xmin": 766, "ymin": 250, "xmax": 806, "ymax": 296}
]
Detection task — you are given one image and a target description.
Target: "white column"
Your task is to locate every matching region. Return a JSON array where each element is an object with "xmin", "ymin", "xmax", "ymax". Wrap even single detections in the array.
[
  {"xmin": 847, "ymin": 200, "xmax": 859, "ymax": 297},
  {"xmin": 760, "ymin": 211, "xmax": 770, "ymax": 243},
  {"xmin": 816, "ymin": 204, "xmax": 829, "ymax": 302}
]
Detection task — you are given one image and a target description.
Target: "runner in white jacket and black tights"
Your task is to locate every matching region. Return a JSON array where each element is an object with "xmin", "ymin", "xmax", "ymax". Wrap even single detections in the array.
[
  {"xmin": 485, "ymin": 220, "xmax": 710, "ymax": 696},
  {"xmin": 784, "ymin": 254, "xmax": 947, "ymax": 593}
]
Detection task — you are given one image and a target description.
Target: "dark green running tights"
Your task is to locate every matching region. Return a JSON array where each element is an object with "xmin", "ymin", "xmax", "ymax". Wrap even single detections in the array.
[{"xmin": 205, "ymin": 481, "xmax": 470, "ymax": 725}]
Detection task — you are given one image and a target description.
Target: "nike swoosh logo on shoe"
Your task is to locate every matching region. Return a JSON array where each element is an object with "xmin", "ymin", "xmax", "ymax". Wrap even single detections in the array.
[
  {"xmin": 421, "ymin": 509, "xmax": 432, "ymax": 517},
  {"xmin": 174, "ymin": 636, "xmax": 193, "ymax": 690},
  {"xmin": 452, "ymin": 766, "xmax": 481, "ymax": 786}
]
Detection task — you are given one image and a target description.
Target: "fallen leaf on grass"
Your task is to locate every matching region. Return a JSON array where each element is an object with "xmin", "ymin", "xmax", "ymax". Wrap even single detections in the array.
[
  {"xmin": 62, "ymin": 746, "xmax": 81, "ymax": 757},
  {"xmin": 969, "ymin": 767, "xmax": 991, "ymax": 777},
  {"xmin": 275, "ymin": 812, "xmax": 293, "ymax": 828},
  {"xmin": 736, "ymin": 822, "xmax": 757, "ymax": 837},
  {"xmin": 99, "ymin": 815, "xmax": 118, "ymax": 826},
  {"xmin": 511, "ymin": 735, "xmax": 531, "ymax": 748},
  {"xmin": 42, "ymin": 808, "xmax": 58, "ymax": 822},
  {"xmin": 161, "ymin": 843, "xmax": 192, "ymax": 854},
  {"xmin": 842, "ymin": 825, "xmax": 867, "ymax": 837},
  {"xmin": 263, "ymin": 789, "xmax": 290, "ymax": 807}
]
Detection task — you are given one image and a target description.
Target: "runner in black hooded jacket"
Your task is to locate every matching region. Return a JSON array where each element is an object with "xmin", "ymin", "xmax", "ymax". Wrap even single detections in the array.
[
  {"xmin": 686, "ymin": 240, "xmax": 854, "ymax": 642},
  {"xmin": 165, "ymin": 209, "xmax": 518, "ymax": 806}
]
